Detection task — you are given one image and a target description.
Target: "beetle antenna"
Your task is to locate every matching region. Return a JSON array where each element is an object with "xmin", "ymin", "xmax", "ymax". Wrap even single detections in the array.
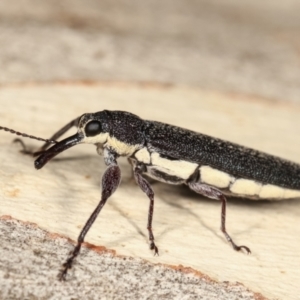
[{"xmin": 0, "ymin": 126, "xmax": 57, "ymax": 144}]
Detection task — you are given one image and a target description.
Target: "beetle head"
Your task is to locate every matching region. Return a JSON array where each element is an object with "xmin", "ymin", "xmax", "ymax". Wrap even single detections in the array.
[{"xmin": 35, "ymin": 110, "xmax": 144, "ymax": 169}]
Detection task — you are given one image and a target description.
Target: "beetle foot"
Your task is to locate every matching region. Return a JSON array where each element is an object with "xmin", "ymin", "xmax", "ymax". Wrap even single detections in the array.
[{"xmin": 150, "ymin": 242, "xmax": 159, "ymax": 256}]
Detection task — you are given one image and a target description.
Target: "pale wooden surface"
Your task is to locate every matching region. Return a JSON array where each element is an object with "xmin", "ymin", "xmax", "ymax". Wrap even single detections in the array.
[{"xmin": 0, "ymin": 83, "xmax": 299, "ymax": 299}]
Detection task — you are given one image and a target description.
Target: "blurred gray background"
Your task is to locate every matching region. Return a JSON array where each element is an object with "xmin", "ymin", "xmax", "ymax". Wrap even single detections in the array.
[{"xmin": 0, "ymin": 0, "xmax": 300, "ymax": 102}]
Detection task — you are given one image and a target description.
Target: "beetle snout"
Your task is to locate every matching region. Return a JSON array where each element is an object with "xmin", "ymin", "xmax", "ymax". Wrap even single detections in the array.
[{"xmin": 35, "ymin": 132, "xmax": 83, "ymax": 169}]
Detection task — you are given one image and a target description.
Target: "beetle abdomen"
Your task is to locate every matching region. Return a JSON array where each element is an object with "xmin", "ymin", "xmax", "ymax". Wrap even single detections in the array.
[{"xmin": 145, "ymin": 121, "xmax": 300, "ymax": 190}]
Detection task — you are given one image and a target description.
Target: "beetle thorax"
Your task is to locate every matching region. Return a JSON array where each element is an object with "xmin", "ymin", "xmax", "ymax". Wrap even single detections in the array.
[{"xmin": 105, "ymin": 135, "xmax": 141, "ymax": 156}]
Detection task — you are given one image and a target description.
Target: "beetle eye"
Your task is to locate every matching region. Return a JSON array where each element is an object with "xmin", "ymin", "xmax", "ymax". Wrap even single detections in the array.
[{"xmin": 85, "ymin": 121, "xmax": 102, "ymax": 137}]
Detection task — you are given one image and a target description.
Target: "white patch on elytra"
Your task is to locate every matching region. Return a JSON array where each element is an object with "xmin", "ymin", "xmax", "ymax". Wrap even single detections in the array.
[
  {"xmin": 135, "ymin": 147, "xmax": 151, "ymax": 164},
  {"xmin": 230, "ymin": 179, "xmax": 262, "ymax": 196},
  {"xmin": 150, "ymin": 152, "xmax": 198, "ymax": 179},
  {"xmin": 200, "ymin": 166, "xmax": 232, "ymax": 188},
  {"xmin": 258, "ymin": 184, "xmax": 300, "ymax": 199},
  {"xmin": 283, "ymin": 189, "xmax": 300, "ymax": 199},
  {"xmin": 259, "ymin": 184, "xmax": 285, "ymax": 199}
]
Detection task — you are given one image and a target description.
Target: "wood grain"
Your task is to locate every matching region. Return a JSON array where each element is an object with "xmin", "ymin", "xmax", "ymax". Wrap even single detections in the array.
[{"xmin": 0, "ymin": 82, "xmax": 299, "ymax": 299}]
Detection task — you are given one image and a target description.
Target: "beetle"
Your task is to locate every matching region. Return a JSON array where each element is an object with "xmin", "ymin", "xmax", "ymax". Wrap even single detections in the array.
[{"xmin": 1, "ymin": 110, "xmax": 300, "ymax": 280}]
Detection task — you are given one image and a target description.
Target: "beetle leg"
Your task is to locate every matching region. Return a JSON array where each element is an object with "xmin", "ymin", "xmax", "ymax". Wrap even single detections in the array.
[
  {"xmin": 12, "ymin": 138, "xmax": 35, "ymax": 155},
  {"xmin": 59, "ymin": 160, "xmax": 121, "ymax": 280},
  {"xmin": 39, "ymin": 116, "xmax": 81, "ymax": 152},
  {"xmin": 133, "ymin": 164, "xmax": 159, "ymax": 255},
  {"xmin": 10, "ymin": 117, "xmax": 81, "ymax": 156},
  {"xmin": 188, "ymin": 181, "xmax": 251, "ymax": 254}
]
